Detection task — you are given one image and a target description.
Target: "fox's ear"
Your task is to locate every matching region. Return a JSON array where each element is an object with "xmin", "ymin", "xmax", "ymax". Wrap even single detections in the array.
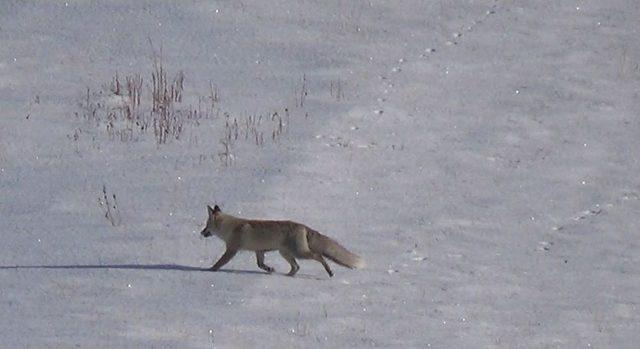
[
  {"xmin": 207, "ymin": 205, "xmax": 215, "ymax": 215},
  {"xmin": 213, "ymin": 205, "xmax": 221, "ymax": 213}
]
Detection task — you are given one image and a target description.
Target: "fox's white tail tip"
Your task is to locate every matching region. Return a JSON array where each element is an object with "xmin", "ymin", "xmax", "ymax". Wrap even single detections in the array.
[{"xmin": 353, "ymin": 257, "xmax": 366, "ymax": 269}]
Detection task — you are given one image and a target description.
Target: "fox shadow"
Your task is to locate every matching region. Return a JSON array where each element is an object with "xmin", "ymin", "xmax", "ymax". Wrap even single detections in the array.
[
  {"xmin": 0, "ymin": 264, "xmax": 323, "ymax": 279},
  {"xmin": 0, "ymin": 264, "xmax": 266, "ymax": 275}
]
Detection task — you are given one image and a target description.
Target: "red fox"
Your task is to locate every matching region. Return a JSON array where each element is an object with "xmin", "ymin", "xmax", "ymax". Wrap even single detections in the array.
[{"xmin": 200, "ymin": 205, "xmax": 364, "ymax": 277}]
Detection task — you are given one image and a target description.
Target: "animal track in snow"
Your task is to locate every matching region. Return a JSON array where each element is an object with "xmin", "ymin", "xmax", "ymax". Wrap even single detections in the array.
[
  {"xmin": 552, "ymin": 191, "xmax": 639, "ymax": 232},
  {"xmin": 537, "ymin": 191, "xmax": 638, "ymax": 253},
  {"xmin": 419, "ymin": 2, "xmax": 498, "ymax": 58}
]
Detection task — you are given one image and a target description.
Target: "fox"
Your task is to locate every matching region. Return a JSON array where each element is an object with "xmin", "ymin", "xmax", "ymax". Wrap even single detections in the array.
[{"xmin": 200, "ymin": 205, "xmax": 364, "ymax": 277}]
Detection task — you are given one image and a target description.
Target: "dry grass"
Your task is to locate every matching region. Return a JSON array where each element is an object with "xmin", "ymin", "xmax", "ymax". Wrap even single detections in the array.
[
  {"xmin": 297, "ymin": 74, "xmax": 308, "ymax": 108},
  {"xmin": 99, "ymin": 185, "xmax": 121, "ymax": 227},
  {"xmin": 215, "ymin": 107, "xmax": 294, "ymax": 166},
  {"xmin": 77, "ymin": 55, "xmax": 212, "ymax": 146},
  {"xmin": 330, "ymin": 79, "xmax": 345, "ymax": 101},
  {"xmin": 74, "ymin": 43, "xmax": 311, "ymax": 166}
]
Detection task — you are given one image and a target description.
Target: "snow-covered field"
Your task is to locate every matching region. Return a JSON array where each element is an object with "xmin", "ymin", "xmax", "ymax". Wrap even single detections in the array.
[{"xmin": 1, "ymin": 1, "xmax": 639, "ymax": 347}]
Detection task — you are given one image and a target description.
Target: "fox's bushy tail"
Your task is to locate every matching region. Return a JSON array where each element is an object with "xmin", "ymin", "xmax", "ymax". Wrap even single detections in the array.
[{"xmin": 308, "ymin": 229, "xmax": 365, "ymax": 269}]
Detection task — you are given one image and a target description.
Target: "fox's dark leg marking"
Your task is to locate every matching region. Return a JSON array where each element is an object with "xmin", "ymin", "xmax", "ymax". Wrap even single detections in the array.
[
  {"xmin": 279, "ymin": 250, "xmax": 299, "ymax": 276},
  {"xmin": 316, "ymin": 254, "xmax": 333, "ymax": 277},
  {"xmin": 210, "ymin": 248, "xmax": 238, "ymax": 271},
  {"xmin": 300, "ymin": 251, "xmax": 333, "ymax": 277},
  {"xmin": 256, "ymin": 251, "xmax": 274, "ymax": 273}
]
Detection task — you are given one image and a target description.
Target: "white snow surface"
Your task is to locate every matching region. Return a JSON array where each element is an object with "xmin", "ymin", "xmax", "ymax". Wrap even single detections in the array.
[{"xmin": 1, "ymin": 1, "xmax": 639, "ymax": 348}]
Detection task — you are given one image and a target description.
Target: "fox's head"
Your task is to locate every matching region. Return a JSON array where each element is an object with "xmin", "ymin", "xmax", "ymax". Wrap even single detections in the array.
[{"xmin": 200, "ymin": 204, "xmax": 221, "ymax": 238}]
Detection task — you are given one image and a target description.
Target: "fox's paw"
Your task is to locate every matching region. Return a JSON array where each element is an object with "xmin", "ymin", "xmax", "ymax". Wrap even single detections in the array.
[{"xmin": 259, "ymin": 265, "xmax": 275, "ymax": 273}]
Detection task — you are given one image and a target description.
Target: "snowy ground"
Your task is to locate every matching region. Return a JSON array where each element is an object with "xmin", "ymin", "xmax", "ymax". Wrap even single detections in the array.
[{"xmin": 1, "ymin": 1, "xmax": 639, "ymax": 347}]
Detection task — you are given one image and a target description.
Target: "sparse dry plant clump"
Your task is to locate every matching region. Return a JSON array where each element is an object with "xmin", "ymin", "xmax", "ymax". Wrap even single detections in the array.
[
  {"xmin": 76, "ymin": 42, "xmax": 215, "ymax": 146},
  {"xmin": 150, "ymin": 58, "xmax": 185, "ymax": 145},
  {"xmin": 74, "ymin": 42, "xmax": 316, "ymax": 165},
  {"xmin": 99, "ymin": 185, "xmax": 121, "ymax": 227},
  {"xmin": 297, "ymin": 74, "xmax": 308, "ymax": 108},
  {"xmin": 330, "ymin": 79, "xmax": 345, "ymax": 101},
  {"xmin": 216, "ymin": 108, "xmax": 293, "ymax": 166}
]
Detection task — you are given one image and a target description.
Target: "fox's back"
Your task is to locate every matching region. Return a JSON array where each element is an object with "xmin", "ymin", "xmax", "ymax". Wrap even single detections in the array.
[{"xmin": 238, "ymin": 219, "xmax": 305, "ymax": 251}]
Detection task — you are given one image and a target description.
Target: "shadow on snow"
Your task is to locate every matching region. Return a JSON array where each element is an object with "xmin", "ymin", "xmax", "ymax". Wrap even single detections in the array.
[{"xmin": 0, "ymin": 264, "xmax": 268, "ymax": 275}]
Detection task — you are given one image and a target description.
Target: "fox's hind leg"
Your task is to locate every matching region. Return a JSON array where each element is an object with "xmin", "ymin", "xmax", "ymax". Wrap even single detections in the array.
[
  {"xmin": 314, "ymin": 254, "xmax": 333, "ymax": 277},
  {"xmin": 299, "ymin": 251, "xmax": 333, "ymax": 277},
  {"xmin": 279, "ymin": 249, "xmax": 299, "ymax": 276},
  {"xmin": 293, "ymin": 229, "xmax": 333, "ymax": 277},
  {"xmin": 256, "ymin": 251, "xmax": 274, "ymax": 273}
]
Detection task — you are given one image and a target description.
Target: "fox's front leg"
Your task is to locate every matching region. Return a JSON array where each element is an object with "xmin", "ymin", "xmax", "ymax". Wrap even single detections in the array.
[
  {"xmin": 256, "ymin": 251, "xmax": 274, "ymax": 273},
  {"xmin": 210, "ymin": 247, "xmax": 238, "ymax": 271}
]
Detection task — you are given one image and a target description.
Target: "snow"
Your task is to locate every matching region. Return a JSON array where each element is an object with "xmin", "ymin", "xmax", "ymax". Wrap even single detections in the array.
[{"xmin": 1, "ymin": 1, "xmax": 639, "ymax": 348}]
